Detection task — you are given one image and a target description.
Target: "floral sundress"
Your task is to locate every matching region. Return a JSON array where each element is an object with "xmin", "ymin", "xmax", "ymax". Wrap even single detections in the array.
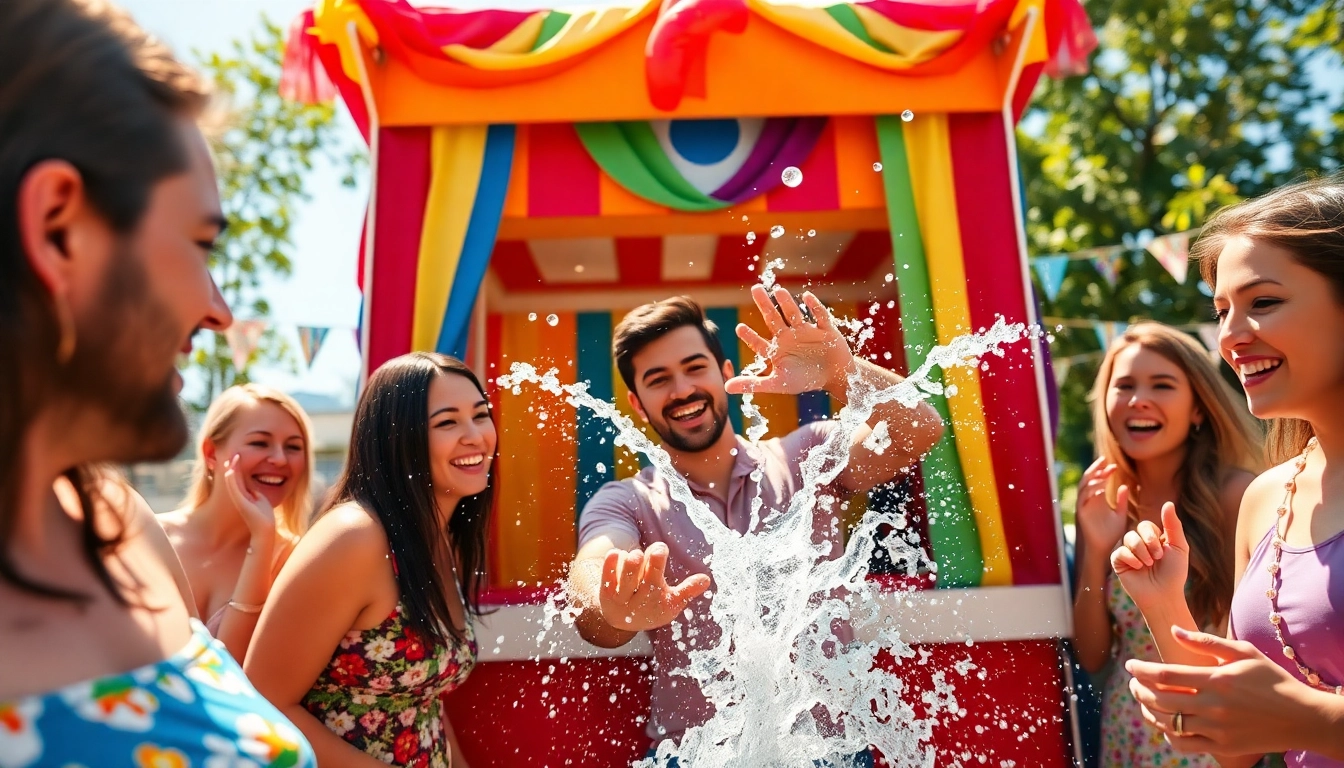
[
  {"xmin": 301, "ymin": 601, "xmax": 476, "ymax": 767},
  {"xmin": 1101, "ymin": 572, "xmax": 1218, "ymax": 768},
  {"xmin": 0, "ymin": 618, "xmax": 315, "ymax": 768}
]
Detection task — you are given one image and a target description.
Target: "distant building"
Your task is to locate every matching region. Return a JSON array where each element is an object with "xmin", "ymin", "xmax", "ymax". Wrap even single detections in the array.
[{"xmin": 127, "ymin": 391, "xmax": 353, "ymax": 514}]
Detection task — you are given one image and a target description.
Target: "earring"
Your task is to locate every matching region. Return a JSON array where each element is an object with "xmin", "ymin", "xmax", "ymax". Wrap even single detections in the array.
[
  {"xmin": 53, "ymin": 294, "xmax": 76, "ymax": 364},
  {"xmin": 1193, "ymin": 422, "xmax": 1202, "ymax": 433}
]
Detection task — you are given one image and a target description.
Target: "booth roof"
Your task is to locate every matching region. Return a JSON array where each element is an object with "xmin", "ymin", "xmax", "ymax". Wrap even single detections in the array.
[{"xmin": 283, "ymin": 0, "xmax": 1095, "ymax": 129}]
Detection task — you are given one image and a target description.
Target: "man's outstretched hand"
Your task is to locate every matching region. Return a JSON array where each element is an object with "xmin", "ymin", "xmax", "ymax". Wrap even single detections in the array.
[
  {"xmin": 726, "ymin": 285, "xmax": 854, "ymax": 396},
  {"xmin": 598, "ymin": 542, "xmax": 711, "ymax": 632}
]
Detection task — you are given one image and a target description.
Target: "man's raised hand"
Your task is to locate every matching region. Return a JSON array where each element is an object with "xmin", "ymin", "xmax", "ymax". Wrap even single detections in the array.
[
  {"xmin": 598, "ymin": 542, "xmax": 711, "ymax": 632},
  {"xmin": 725, "ymin": 285, "xmax": 854, "ymax": 396}
]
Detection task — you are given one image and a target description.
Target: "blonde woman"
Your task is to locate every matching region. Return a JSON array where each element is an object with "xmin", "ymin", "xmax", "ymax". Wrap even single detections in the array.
[
  {"xmin": 159, "ymin": 384, "xmax": 315, "ymax": 662},
  {"xmin": 1071, "ymin": 322, "xmax": 1261, "ymax": 767}
]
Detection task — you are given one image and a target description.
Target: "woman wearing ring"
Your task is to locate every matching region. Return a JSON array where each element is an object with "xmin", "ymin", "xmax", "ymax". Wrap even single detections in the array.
[{"xmin": 1112, "ymin": 177, "xmax": 1344, "ymax": 767}]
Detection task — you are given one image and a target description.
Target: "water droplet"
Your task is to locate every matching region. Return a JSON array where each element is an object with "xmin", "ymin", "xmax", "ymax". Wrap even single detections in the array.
[
  {"xmin": 528, "ymin": 312, "xmax": 537, "ymax": 321},
  {"xmin": 872, "ymin": 162, "xmax": 883, "ymax": 172},
  {"xmin": 901, "ymin": 109, "xmax": 915, "ymax": 122},
  {"xmin": 807, "ymin": 229, "xmax": 816, "ymax": 237},
  {"xmin": 746, "ymin": 231, "xmax": 756, "ymax": 243},
  {"xmin": 770, "ymin": 225, "xmax": 785, "ymax": 238},
  {"xmin": 884, "ymin": 273, "xmax": 894, "ymax": 283},
  {"xmin": 596, "ymin": 462, "xmax": 607, "ymax": 474},
  {"xmin": 781, "ymin": 166, "xmax": 803, "ymax": 187},
  {"xmin": 546, "ymin": 313, "xmax": 559, "ymax": 326}
]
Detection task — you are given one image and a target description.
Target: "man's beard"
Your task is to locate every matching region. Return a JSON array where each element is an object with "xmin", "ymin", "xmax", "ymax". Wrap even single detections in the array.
[
  {"xmin": 647, "ymin": 392, "xmax": 730, "ymax": 453},
  {"xmin": 60, "ymin": 242, "xmax": 190, "ymax": 463}
]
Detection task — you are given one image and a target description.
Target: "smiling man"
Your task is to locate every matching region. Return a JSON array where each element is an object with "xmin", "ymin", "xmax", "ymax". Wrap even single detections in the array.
[{"xmin": 568, "ymin": 288, "xmax": 944, "ymax": 765}]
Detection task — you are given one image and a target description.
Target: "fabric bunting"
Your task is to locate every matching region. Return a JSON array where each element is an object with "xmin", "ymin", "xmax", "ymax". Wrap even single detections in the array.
[
  {"xmin": 1093, "ymin": 320, "xmax": 1126, "ymax": 351},
  {"xmin": 298, "ymin": 326, "xmax": 330, "ymax": 369},
  {"xmin": 575, "ymin": 118, "xmax": 826, "ymax": 211},
  {"xmin": 901, "ymin": 112, "xmax": 1014, "ymax": 587},
  {"xmin": 1085, "ymin": 247, "xmax": 1122, "ymax": 288},
  {"xmin": 225, "ymin": 319, "xmax": 267, "ymax": 372},
  {"xmin": 875, "ymin": 114, "xmax": 984, "ymax": 588},
  {"xmin": 1033, "ymin": 255, "xmax": 1069, "ymax": 301},
  {"xmin": 438, "ymin": 125, "xmax": 516, "ymax": 359},
  {"xmin": 295, "ymin": 0, "xmax": 1090, "ymax": 113},
  {"xmin": 1146, "ymin": 230, "xmax": 1193, "ymax": 284},
  {"xmin": 411, "ymin": 124, "xmax": 515, "ymax": 361},
  {"xmin": 1052, "ymin": 356, "xmax": 1071, "ymax": 388},
  {"xmin": 741, "ymin": 0, "xmax": 1015, "ymax": 73},
  {"xmin": 310, "ymin": 0, "xmax": 660, "ymax": 92}
]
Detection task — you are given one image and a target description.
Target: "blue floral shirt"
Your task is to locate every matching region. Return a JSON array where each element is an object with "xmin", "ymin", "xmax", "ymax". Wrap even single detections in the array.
[{"xmin": 0, "ymin": 619, "xmax": 315, "ymax": 768}]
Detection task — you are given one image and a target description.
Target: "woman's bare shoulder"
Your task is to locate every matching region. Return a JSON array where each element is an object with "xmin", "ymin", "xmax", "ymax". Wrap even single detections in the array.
[{"xmin": 293, "ymin": 502, "xmax": 389, "ymax": 566}]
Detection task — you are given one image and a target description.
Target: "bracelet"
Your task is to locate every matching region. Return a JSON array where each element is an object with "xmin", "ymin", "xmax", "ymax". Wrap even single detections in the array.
[{"xmin": 227, "ymin": 600, "xmax": 264, "ymax": 614}]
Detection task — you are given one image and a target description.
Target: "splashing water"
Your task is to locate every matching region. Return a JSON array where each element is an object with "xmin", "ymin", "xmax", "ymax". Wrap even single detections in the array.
[
  {"xmin": 873, "ymin": 162, "xmax": 884, "ymax": 172},
  {"xmin": 770, "ymin": 225, "xmax": 786, "ymax": 238},
  {"xmin": 781, "ymin": 166, "xmax": 803, "ymax": 187},
  {"xmin": 546, "ymin": 313, "xmax": 560, "ymax": 327},
  {"xmin": 900, "ymin": 110, "xmax": 915, "ymax": 122},
  {"xmin": 501, "ymin": 306, "xmax": 1036, "ymax": 767}
]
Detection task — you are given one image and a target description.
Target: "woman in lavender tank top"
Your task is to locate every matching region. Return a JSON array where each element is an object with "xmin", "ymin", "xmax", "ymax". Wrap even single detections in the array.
[{"xmin": 1109, "ymin": 176, "xmax": 1344, "ymax": 767}]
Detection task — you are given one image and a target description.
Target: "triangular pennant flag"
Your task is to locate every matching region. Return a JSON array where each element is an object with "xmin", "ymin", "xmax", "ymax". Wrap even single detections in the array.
[
  {"xmin": 1093, "ymin": 320, "xmax": 1128, "ymax": 350},
  {"xmin": 224, "ymin": 319, "xmax": 266, "ymax": 372},
  {"xmin": 1085, "ymin": 247, "xmax": 1123, "ymax": 288},
  {"xmin": 1146, "ymin": 231, "xmax": 1193, "ymax": 284},
  {"xmin": 1033, "ymin": 255, "xmax": 1070, "ymax": 302},
  {"xmin": 1053, "ymin": 357, "xmax": 1072, "ymax": 388},
  {"xmin": 298, "ymin": 326, "xmax": 330, "ymax": 370},
  {"xmin": 1196, "ymin": 323, "xmax": 1221, "ymax": 355}
]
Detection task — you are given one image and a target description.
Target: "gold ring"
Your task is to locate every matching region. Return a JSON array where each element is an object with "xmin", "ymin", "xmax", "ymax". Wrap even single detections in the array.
[{"xmin": 1172, "ymin": 711, "xmax": 1185, "ymax": 736}]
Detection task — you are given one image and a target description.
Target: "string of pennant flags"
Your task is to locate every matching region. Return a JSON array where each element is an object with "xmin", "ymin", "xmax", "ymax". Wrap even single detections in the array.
[
  {"xmin": 1031, "ymin": 229, "xmax": 1200, "ymax": 301},
  {"xmin": 222, "ymin": 321, "xmax": 344, "ymax": 372},
  {"xmin": 1042, "ymin": 316, "xmax": 1220, "ymax": 353}
]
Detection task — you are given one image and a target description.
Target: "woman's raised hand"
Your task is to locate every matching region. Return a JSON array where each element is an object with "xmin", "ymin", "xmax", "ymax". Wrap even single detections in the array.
[
  {"xmin": 221, "ymin": 454, "xmax": 277, "ymax": 546},
  {"xmin": 1075, "ymin": 458, "xmax": 1128, "ymax": 553},
  {"xmin": 1111, "ymin": 501, "xmax": 1189, "ymax": 610}
]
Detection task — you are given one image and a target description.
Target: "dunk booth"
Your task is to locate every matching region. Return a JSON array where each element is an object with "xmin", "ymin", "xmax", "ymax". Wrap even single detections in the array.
[{"xmin": 287, "ymin": 0, "xmax": 1093, "ymax": 763}]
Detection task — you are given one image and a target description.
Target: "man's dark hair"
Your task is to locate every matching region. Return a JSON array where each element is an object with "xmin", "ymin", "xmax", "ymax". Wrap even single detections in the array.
[
  {"xmin": 613, "ymin": 296, "xmax": 728, "ymax": 391},
  {"xmin": 0, "ymin": 0, "xmax": 210, "ymax": 602}
]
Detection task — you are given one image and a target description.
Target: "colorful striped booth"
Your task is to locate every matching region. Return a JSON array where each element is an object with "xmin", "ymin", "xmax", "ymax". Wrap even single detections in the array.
[{"xmin": 285, "ymin": 0, "xmax": 1095, "ymax": 763}]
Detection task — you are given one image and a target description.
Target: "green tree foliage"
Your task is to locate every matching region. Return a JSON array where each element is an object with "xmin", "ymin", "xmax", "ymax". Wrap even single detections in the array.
[
  {"xmin": 187, "ymin": 16, "xmax": 362, "ymax": 411},
  {"xmin": 1018, "ymin": 0, "xmax": 1342, "ymax": 479}
]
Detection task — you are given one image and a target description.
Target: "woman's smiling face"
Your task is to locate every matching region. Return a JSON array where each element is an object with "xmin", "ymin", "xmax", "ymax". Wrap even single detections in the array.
[
  {"xmin": 1215, "ymin": 235, "xmax": 1344, "ymax": 422},
  {"xmin": 427, "ymin": 372, "xmax": 496, "ymax": 505},
  {"xmin": 1105, "ymin": 344, "xmax": 1199, "ymax": 463}
]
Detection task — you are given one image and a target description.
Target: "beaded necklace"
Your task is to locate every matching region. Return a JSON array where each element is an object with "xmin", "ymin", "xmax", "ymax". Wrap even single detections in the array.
[{"xmin": 1267, "ymin": 436, "xmax": 1344, "ymax": 695}]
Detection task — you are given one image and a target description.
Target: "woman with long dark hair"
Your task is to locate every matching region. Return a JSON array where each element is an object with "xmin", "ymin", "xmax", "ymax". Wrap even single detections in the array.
[
  {"xmin": 247, "ymin": 352, "xmax": 493, "ymax": 768},
  {"xmin": 1113, "ymin": 176, "xmax": 1344, "ymax": 766}
]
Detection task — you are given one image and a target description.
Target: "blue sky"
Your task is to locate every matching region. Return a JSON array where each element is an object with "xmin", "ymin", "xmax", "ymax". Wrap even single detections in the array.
[
  {"xmin": 123, "ymin": 0, "xmax": 369, "ymax": 404},
  {"xmin": 125, "ymin": 0, "xmax": 619, "ymax": 406}
]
